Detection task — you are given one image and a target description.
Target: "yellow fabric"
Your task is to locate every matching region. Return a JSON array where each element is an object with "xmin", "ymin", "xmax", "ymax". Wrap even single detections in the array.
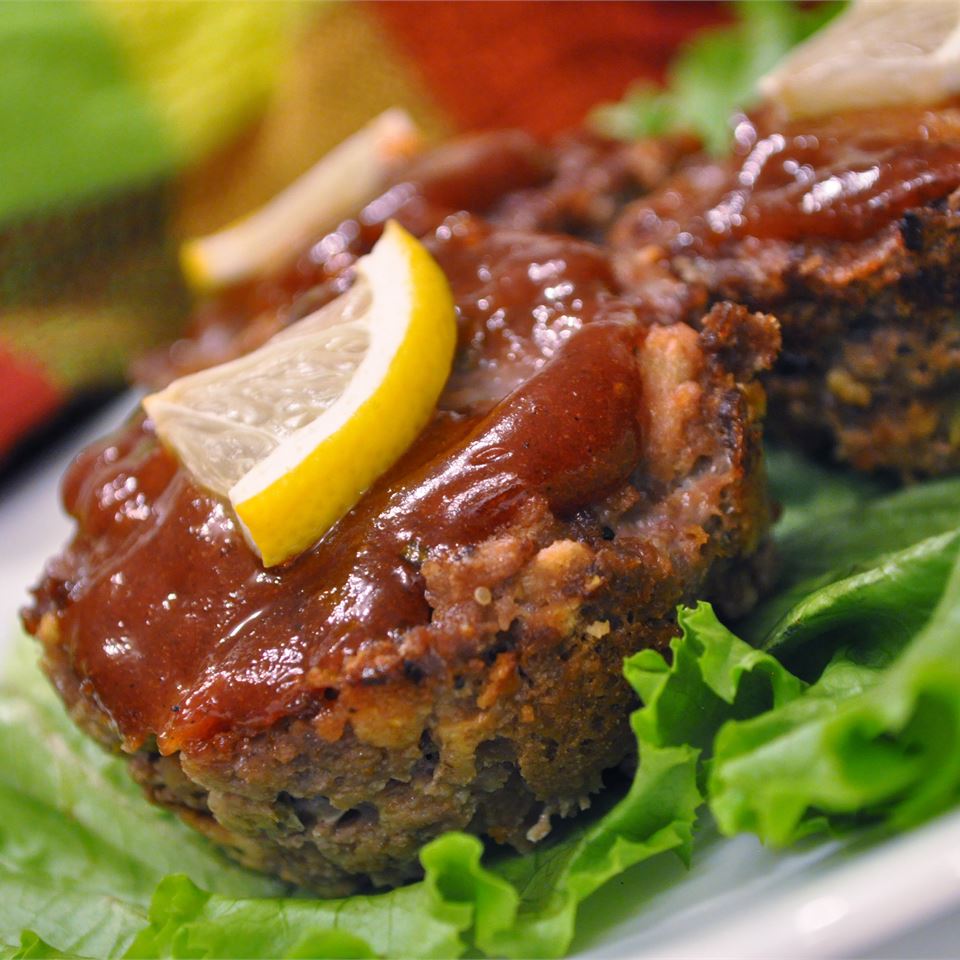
[
  {"xmin": 95, "ymin": 1, "xmax": 304, "ymax": 162},
  {"xmin": 174, "ymin": 2, "xmax": 450, "ymax": 236},
  {"xmin": 0, "ymin": 0, "xmax": 454, "ymax": 450}
]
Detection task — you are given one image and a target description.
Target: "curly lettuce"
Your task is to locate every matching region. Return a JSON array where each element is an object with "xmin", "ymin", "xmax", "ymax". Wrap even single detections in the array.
[
  {"xmin": 5, "ymin": 450, "xmax": 960, "ymax": 957},
  {"xmin": 0, "ymin": 628, "xmax": 705, "ymax": 959},
  {"xmin": 710, "ymin": 525, "xmax": 960, "ymax": 844}
]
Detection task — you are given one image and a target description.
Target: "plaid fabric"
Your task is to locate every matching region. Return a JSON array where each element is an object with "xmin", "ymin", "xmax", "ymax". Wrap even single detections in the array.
[{"xmin": 0, "ymin": 0, "xmax": 720, "ymax": 465}]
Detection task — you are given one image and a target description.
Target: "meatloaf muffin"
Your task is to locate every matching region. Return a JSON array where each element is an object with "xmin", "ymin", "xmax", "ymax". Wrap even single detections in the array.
[
  {"xmin": 140, "ymin": 128, "xmax": 697, "ymax": 387},
  {"xmin": 611, "ymin": 101, "xmax": 960, "ymax": 478},
  {"xmin": 25, "ymin": 134, "xmax": 778, "ymax": 895}
]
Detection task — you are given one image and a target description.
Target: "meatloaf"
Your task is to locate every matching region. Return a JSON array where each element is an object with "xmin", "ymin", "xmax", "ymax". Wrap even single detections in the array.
[
  {"xmin": 25, "ymin": 134, "xmax": 778, "ymax": 895},
  {"xmin": 140, "ymin": 128, "xmax": 697, "ymax": 387},
  {"xmin": 611, "ymin": 101, "xmax": 960, "ymax": 477}
]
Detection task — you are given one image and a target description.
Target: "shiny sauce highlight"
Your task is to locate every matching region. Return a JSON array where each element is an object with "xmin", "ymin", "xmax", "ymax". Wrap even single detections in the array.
[
  {"xmin": 32, "ymin": 221, "xmax": 643, "ymax": 754},
  {"xmin": 638, "ymin": 102, "xmax": 960, "ymax": 252}
]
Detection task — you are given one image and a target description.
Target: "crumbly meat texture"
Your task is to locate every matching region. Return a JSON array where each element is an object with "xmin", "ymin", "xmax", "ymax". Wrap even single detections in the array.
[
  {"xmin": 136, "ymin": 128, "xmax": 697, "ymax": 388},
  {"xmin": 27, "ymin": 283, "xmax": 778, "ymax": 895},
  {"xmin": 610, "ymin": 103, "xmax": 960, "ymax": 478},
  {"xmin": 26, "ymin": 128, "xmax": 775, "ymax": 896}
]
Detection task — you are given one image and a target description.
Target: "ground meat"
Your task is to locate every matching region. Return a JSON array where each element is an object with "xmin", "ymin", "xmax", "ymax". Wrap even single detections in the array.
[
  {"xmin": 25, "ymin": 209, "xmax": 778, "ymax": 893},
  {"xmin": 136, "ymin": 127, "xmax": 697, "ymax": 388},
  {"xmin": 490, "ymin": 129, "xmax": 701, "ymax": 240},
  {"xmin": 610, "ymin": 101, "xmax": 960, "ymax": 478}
]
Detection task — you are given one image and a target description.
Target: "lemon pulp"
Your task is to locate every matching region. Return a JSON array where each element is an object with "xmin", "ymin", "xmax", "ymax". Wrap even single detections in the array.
[
  {"xmin": 144, "ymin": 221, "xmax": 457, "ymax": 566},
  {"xmin": 760, "ymin": 0, "xmax": 960, "ymax": 118}
]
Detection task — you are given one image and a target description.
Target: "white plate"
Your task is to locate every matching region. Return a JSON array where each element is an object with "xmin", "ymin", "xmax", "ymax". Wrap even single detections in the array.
[{"xmin": 4, "ymin": 393, "xmax": 960, "ymax": 959}]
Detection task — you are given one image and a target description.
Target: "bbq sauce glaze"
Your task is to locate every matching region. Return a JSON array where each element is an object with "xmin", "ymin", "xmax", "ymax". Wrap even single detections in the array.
[
  {"xmin": 191, "ymin": 131, "xmax": 554, "ymax": 335},
  {"xmin": 28, "ymin": 217, "xmax": 644, "ymax": 755},
  {"xmin": 37, "ymin": 101, "xmax": 956, "ymax": 756},
  {"xmin": 626, "ymin": 101, "xmax": 960, "ymax": 252}
]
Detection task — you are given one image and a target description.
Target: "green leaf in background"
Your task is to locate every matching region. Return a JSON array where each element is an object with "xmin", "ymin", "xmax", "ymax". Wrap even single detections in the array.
[
  {"xmin": 749, "ymin": 448, "xmax": 960, "ymax": 660},
  {"xmin": 763, "ymin": 444, "xmax": 886, "ymax": 540},
  {"xmin": 754, "ymin": 528, "xmax": 960, "ymax": 664},
  {"xmin": 591, "ymin": 1, "xmax": 845, "ymax": 152},
  {"xmin": 765, "ymin": 448, "xmax": 960, "ymax": 587}
]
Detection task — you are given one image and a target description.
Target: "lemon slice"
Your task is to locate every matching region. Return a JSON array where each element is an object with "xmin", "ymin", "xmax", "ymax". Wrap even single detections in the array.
[
  {"xmin": 145, "ymin": 221, "xmax": 456, "ymax": 566},
  {"xmin": 181, "ymin": 108, "xmax": 422, "ymax": 291},
  {"xmin": 760, "ymin": 0, "xmax": 960, "ymax": 118}
]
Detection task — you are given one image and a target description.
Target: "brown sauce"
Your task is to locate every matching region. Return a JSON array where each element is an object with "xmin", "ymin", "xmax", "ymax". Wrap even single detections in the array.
[
  {"xmin": 187, "ymin": 131, "xmax": 554, "ymax": 337},
  {"xmin": 31, "ymin": 219, "xmax": 643, "ymax": 754},
  {"xmin": 633, "ymin": 102, "xmax": 960, "ymax": 252},
  {"xmin": 172, "ymin": 128, "xmax": 640, "ymax": 361}
]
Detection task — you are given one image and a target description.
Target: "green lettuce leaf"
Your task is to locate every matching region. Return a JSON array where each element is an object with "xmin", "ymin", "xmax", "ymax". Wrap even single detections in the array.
[
  {"xmin": 708, "ymin": 539, "xmax": 960, "ymax": 846},
  {"xmin": 749, "ymin": 450, "xmax": 960, "ymax": 661},
  {"xmin": 591, "ymin": 1, "xmax": 844, "ymax": 152},
  {"xmin": 668, "ymin": 454, "xmax": 960, "ymax": 848},
  {"xmin": 125, "ymin": 739, "xmax": 701, "ymax": 960},
  {"xmin": 0, "ymin": 622, "xmax": 714, "ymax": 960},
  {"xmin": 2, "ymin": 931, "xmax": 86, "ymax": 960},
  {"xmin": 125, "ymin": 871, "xmax": 465, "ymax": 960},
  {"xmin": 113, "ymin": 597, "xmax": 836, "ymax": 959},
  {"xmin": 8, "ymin": 446, "xmax": 960, "ymax": 958},
  {"xmin": 763, "ymin": 444, "xmax": 887, "ymax": 540},
  {"xmin": 0, "ymin": 641, "xmax": 284, "ymax": 959},
  {"xmin": 470, "ymin": 742, "xmax": 699, "ymax": 958},
  {"xmin": 628, "ymin": 603, "xmax": 803, "ymax": 755}
]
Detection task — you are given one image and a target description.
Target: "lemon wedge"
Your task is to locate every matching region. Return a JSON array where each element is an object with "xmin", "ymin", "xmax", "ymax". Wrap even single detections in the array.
[
  {"xmin": 760, "ymin": 0, "xmax": 960, "ymax": 118},
  {"xmin": 181, "ymin": 108, "xmax": 422, "ymax": 291},
  {"xmin": 145, "ymin": 221, "xmax": 456, "ymax": 566}
]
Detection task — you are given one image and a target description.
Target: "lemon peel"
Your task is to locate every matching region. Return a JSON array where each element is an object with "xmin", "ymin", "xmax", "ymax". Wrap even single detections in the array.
[
  {"xmin": 145, "ymin": 221, "xmax": 456, "ymax": 566},
  {"xmin": 180, "ymin": 109, "xmax": 421, "ymax": 291}
]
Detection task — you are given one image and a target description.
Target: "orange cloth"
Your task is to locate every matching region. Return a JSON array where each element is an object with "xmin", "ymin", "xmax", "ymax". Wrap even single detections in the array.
[{"xmin": 0, "ymin": 1, "xmax": 723, "ymax": 465}]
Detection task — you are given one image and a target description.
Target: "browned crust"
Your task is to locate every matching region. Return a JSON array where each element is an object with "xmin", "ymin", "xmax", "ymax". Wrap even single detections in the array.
[
  {"xmin": 613, "ymin": 179, "xmax": 960, "ymax": 478},
  {"xmin": 32, "ymin": 304, "xmax": 777, "ymax": 895}
]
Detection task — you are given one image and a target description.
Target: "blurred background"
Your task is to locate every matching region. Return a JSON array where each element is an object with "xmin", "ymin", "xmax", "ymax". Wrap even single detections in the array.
[{"xmin": 0, "ymin": 0, "xmax": 724, "ymax": 476}]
